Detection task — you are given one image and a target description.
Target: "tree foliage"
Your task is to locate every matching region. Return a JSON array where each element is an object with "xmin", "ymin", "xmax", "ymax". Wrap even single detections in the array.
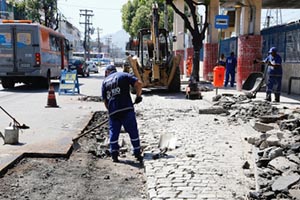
[
  {"xmin": 121, "ymin": 0, "xmax": 173, "ymax": 38},
  {"xmin": 7, "ymin": 0, "xmax": 58, "ymax": 29}
]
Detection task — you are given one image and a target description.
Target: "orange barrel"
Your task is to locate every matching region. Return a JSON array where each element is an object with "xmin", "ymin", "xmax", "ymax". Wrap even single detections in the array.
[{"xmin": 213, "ymin": 65, "xmax": 225, "ymax": 87}]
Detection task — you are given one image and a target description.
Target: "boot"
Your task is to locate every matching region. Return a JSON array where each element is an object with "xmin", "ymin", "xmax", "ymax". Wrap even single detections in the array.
[
  {"xmin": 265, "ymin": 93, "xmax": 271, "ymax": 102},
  {"xmin": 111, "ymin": 152, "xmax": 119, "ymax": 162},
  {"xmin": 134, "ymin": 152, "xmax": 143, "ymax": 162},
  {"xmin": 274, "ymin": 94, "xmax": 280, "ymax": 102}
]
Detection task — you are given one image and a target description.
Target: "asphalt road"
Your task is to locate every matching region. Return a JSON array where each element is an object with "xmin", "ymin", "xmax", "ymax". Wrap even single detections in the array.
[{"xmin": 0, "ymin": 68, "xmax": 107, "ymax": 173}]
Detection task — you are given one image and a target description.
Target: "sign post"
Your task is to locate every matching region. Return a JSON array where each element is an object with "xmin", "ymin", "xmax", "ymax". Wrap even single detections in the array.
[
  {"xmin": 214, "ymin": 15, "xmax": 229, "ymax": 95},
  {"xmin": 215, "ymin": 15, "xmax": 229, "ymax": 60}
]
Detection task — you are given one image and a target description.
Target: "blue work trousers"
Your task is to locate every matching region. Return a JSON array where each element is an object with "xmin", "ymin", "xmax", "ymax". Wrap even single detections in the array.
[
  {"xmin": 109, "ymin": 110, "xmax": 141, "ymax": 155},
  {"xmin": 224, "ymin": 69, "xmax": 235, "ymax": 87},
  {"xmin": 266, "ymin": 75, "xmax": 282, "ymax": 95}
]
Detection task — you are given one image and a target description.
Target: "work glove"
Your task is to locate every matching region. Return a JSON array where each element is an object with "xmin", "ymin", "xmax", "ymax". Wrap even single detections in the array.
[{"xmin": 134, "ymin": 96, "xmax": 143, "ymax": 104}]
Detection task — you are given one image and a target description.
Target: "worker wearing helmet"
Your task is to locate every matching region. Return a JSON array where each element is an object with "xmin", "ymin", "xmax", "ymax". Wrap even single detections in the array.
[
  {"xmin": 102, "ymin": 65, "xmax": 143, "ymax": 162},
  {"xmin": 263, "ymin": 47, "xmax": 282, "ymax": 102}
]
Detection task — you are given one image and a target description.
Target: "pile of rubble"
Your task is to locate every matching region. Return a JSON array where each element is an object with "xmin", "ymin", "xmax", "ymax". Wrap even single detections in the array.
[
  {"xmin": 78, "ymin": 95, "xmax": 102, "ymax": 102},
  {"xmin": 213, "ymin": 94, "xmax": 300, "ymax": 199}
]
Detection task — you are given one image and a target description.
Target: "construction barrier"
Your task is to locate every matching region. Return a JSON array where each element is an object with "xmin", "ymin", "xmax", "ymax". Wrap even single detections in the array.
[
  {"xmin": 46, "ymin": 84, "xmax": 59, "ymax": 108},
  {"xmin": 58, "ymin": 69, "xmax": 80, "ymax": 95}
]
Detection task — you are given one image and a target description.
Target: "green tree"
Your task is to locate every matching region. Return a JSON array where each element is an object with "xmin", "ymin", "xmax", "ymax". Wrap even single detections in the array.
[
  {"xmin": 166, "ymin": 0, "xmax": 209, "ymax": 82},
  {"xmin": 7, "ymin": 0, "xmax": 58, "ymax": 29},
  {"xmin": 121, "ymin": 0, "xmax": 173, "ymax": 38},
  {"xmin": 7, "ymin": 0, "xmax": 26, "ymax": 20}
]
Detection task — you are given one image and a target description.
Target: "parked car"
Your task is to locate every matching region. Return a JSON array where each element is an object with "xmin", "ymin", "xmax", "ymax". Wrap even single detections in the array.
[
  {"xmin": 99, "ymin": 58, "xmax": 111, "ymax": 66},
  {"xmin": 68, "ymin": 57, "xmax": 89, "ymax": 77},
  {"xmin": 86, "ymin": 61, "xmax": 99, "ymax": 73},
  {"xmin": 90, "ymin": 58, "xmax": 101, "ymax": 66}
]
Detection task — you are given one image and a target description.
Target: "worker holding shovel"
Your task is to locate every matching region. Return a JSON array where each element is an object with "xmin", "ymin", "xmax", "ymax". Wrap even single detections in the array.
[
  {"xmin": 101, "ymin": 65, "xmax": 143, "ymax": 163},
  {"xmin": 255, "ymin": 47, "xmax": 282, "ymax": 102}
]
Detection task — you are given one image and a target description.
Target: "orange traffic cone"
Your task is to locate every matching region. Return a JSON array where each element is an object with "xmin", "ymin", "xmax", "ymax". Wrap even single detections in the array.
[{"xmin": 45, "ymin": 84, "xmax": 59, "ymax": 108}]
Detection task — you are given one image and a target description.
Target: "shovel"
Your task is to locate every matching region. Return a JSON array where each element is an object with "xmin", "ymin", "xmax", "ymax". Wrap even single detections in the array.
[
  {"xmin": 72, "ymin": 119, "xmax": 109, "ymax": 151},
  {"xmin": 0, "ymin": 106, "xmax": 30, "ymax": 129},
  {"xmin": 71, "ymin": 102, "xmax": 138, "ymax": 151},
  {"xmin": 152, "ymin": 133, "xmax": 177, "ymax": 159},
  {"xmin": 158, "ymin": 132, "xmax": 177, "ymax": 150}
]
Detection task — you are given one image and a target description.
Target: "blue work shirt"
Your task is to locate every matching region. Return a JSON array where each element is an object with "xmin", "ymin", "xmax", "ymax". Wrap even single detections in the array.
[
  {"xmin": 263, "ymin": 54, "xmax": 282, "ymax": 76},
  {"xmin": 102, "ymin": 72, "xmax": 138, "ymax": 116},
  {"xmin": 226, "ymin": 56, "xmax": 237, "ymax": 72}
]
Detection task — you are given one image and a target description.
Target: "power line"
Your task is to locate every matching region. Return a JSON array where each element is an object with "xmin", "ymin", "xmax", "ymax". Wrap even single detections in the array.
[
  {"xmin": 59, "ymin": 3, "xmax": 120, "ymax": 11},
  {"xmin": 80, "ymin": 9, "xmax": 94, "ymax": 61}
]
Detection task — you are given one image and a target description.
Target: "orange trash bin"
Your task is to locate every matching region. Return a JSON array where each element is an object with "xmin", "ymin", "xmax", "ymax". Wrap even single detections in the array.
[{"xmin": 213, "ymin": 65, "xmax": 225, "ymax": 87}]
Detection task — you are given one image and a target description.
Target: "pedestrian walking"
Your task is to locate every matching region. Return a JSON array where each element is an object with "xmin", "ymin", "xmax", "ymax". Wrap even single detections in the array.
[
  {"xmin": 101, "ymin": 65, "xmax": 143, "ymax": 162},
  {"xmin": 256, "ymin": 47, "xmax": 282, "ymax": 102},
  {"xmin": 224, "ymin": 52, "xmax": 237, "ymax": 87}
]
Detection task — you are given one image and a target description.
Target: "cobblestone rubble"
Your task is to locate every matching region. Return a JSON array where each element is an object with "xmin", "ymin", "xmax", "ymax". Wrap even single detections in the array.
[
  {"xmin": 211, "ymin": 94, "xmax": 300, "ymax": 199},
  {"xmin": 136, "ymin": 95, "xmax": 255, "ymax": 200}
]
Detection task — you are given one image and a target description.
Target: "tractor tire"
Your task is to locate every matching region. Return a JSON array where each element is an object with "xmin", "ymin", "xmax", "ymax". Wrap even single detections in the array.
[{"xmin": 168, "ymin": 65, "xmax": 181, "ymax": 92}]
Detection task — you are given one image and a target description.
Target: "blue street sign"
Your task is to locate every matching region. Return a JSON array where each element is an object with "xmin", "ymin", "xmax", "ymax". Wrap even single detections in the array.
[{"xmin": 215, "ymin": 15, "xmax": 229, "ymax": 29}]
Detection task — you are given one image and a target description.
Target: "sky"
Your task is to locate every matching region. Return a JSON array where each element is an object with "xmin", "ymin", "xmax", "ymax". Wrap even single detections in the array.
[
  {"xmin": 261, "ymin": 9, "xmax": 300, "ymax": 28},
  {"xmin": 57, "ymin": 0, "xmax": 128, "ymax": 38},
  {"xmin": 57, "ymin": 0, "xmax": 300, "ymax": 39}
]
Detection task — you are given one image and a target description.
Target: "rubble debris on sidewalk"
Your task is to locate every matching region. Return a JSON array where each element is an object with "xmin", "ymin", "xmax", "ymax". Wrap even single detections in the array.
[
  {"xmin": 78, "ymin": 95, "xmax": 102, "ymax": 102},
  {"xmin": 212, "ymin": 93, "xmax": 300, "ymax": 199}
]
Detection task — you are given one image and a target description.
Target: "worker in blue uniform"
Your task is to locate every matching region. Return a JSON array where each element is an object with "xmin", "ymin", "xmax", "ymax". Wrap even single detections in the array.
[
  {"xmin": 224, "ymin": 52, "xmax": 237, "ymax": 87},
  {"xmin": 262, "ymin": 47, "xmax": 282, "ymax": 102},
  {"xmin": 101, "ymin": 65, "xmax": 143, "ymax": 162},
  {"xmin": 264, "ymin": 47, "xmax": 282, "ymax": 102}
]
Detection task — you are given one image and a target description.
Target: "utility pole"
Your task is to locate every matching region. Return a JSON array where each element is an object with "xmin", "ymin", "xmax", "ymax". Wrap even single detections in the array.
[
  {"xmin": 106, "ymin": 35, "xmax": 112, "ymax": 56},
  {"xmin": 80, "ymin": 9, "xmax": 93, "ymax": 61},
  {"xmin": 97, "ymin": 27, "xmax": 102, "ymax": 53}
]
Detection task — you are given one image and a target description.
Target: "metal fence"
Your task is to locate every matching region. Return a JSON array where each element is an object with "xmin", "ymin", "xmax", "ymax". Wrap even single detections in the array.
[
  {"xmin": 262, "ymin": 23, "xmax": 300, "ymax": 62},
  {"xmin": 199, "ymin": 22, "xmax": 300, "ymax": 63},
  {"xmin": 219, "ymin": 37, "xmax": 237, "ymax": 58}
]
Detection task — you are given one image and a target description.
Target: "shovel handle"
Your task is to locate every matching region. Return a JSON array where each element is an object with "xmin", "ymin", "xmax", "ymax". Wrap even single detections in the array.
[
  {"xmin": 0, "ymin": 106, "xmax": 21, "ymax": 126},
  {"xmin": 73, "ymin": 103, "xmax": 137, "ymax": 142},
  {"xmin": 72, "ymin": 118, "xmax": 109, "ymax": 141}
]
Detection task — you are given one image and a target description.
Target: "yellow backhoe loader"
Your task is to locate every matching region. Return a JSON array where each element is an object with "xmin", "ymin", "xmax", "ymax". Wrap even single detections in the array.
[{"xmin": 126, "ymin": 3, "xmax": 181, "ymax": 92}]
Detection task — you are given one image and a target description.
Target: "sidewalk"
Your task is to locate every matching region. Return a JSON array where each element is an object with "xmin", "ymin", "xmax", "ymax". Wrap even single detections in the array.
[{"xmin": 140, "ymin": 78, "xmax": 300, "ymax": 199}]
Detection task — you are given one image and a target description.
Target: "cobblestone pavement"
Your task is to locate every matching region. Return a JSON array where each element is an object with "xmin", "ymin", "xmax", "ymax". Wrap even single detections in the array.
[{"xmin": 136, "ymin": 92, "xmax": 255, "ymax": 200}]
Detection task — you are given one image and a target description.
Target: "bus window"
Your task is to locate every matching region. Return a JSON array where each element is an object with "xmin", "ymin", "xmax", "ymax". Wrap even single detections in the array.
[
  {"xmin": 0, "ymin": 32, "xmax": 12, "ymax": 48},
  {"xmin": 49, "ymin": 35, "xmax": 60, "ymax": 51},
  {"xmin": 17, "ymin": 32, "xmax": 31, "ymax": 48}
]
